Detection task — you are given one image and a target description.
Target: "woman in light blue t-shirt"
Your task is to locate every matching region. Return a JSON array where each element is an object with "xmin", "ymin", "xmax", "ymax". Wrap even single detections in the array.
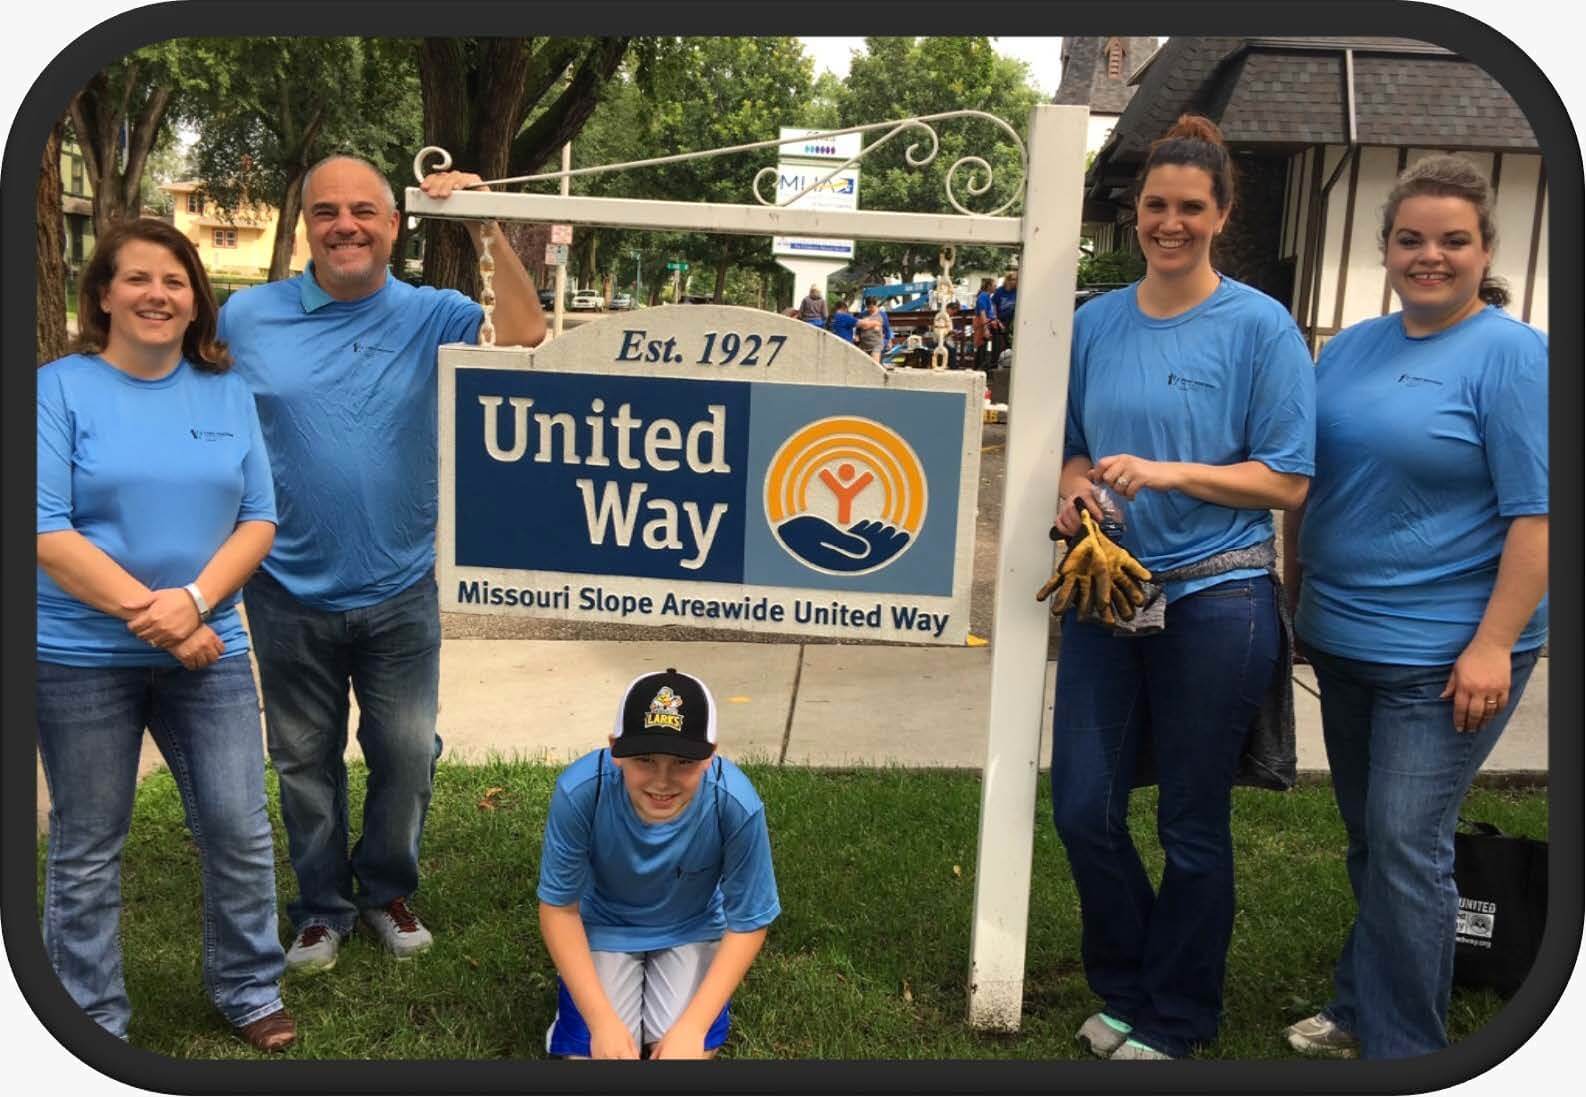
[
  {"xmin": 1051, "ymin": 115, "xmax": 1316, "ymax": 1062},
  {"xmin": 35, "ymin": 219, "xmax": 294, "ymax": 1052},
  {"xmin": 1281, "ymin": 156, "xmax": 1548, "ymax": 1061}
]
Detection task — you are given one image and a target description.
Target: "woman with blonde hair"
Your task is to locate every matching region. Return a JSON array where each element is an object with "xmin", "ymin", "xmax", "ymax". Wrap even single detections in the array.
[{"xmin": 1282, "ymin": 154, "xmax": 1547, "ymax": 1060}]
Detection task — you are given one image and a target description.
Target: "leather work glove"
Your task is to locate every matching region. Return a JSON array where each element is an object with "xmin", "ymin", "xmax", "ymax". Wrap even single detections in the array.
[{"xmin": 1036, "ymin": 510, "xmax": 1152, "ymax": 626}]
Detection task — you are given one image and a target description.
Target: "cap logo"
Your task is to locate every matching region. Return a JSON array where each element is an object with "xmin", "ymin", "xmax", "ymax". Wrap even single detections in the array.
[{"xmin": 643, "ymin": 686, "xmax": 685, "ymax": 733}]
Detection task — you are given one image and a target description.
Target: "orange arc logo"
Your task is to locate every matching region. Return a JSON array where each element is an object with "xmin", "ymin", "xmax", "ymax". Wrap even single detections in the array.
[{"xmin": 765, "ymin": 417, "xmax": 926, "ymax": 534}]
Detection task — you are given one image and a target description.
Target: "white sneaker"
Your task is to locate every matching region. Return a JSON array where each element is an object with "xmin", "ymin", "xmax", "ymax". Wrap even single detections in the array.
[
  {"xmin": 1110, "ymin": 1038, "xmax": 1175, "ymax": 1060},
  {"xmin": 360, "ymin": 897, "xmax": 434, "ymax": 958},
  {"xmin": 1284, "ymin": 1012, "xmax": 1359, "ymax": 1058},
  {"xmin": 284, "ymin": 924, "xmax": 341, "ymax": 973},
  {"xmin": 1076, "ymin": 1012, "xmax": 1132, "ymax": 1058}
]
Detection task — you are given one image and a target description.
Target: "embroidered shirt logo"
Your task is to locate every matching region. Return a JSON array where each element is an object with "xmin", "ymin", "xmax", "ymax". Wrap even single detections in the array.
[
  {"xmin": 1166, "ymin": 372, "xmax": 1219, "ymax": 392},
  {"xmin": 190, "ymin": 428, "xmax": 236, "ymax": 441},
  {"xmin": 643, "ymin": 686, "xmax": 685, "ymax": 733},
  {"xmin": 1396, "ymin": 373, "xmax": 1444, "ymax": 388}
]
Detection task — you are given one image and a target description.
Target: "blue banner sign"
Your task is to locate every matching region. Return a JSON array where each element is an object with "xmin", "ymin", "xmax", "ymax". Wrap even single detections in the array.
[{"xmin": 438, "ymin": 306, "xmax": 982, "ymax": 643}]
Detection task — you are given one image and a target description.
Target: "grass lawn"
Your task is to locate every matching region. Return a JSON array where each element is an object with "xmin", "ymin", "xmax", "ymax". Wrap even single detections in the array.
[{"xmin": 42, "ymin": 762, "xmax": 1544, "ymax": 1060}]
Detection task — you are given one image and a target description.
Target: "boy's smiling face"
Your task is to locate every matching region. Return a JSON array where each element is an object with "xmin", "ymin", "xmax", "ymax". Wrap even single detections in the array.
[{"xmin": 610, "ymin": 747, "xmax": 711, "ymax": 823}]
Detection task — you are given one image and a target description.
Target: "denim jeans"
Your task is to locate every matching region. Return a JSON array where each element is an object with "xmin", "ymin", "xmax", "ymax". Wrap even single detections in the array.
[
  {"xmin": 243, "ymin": 569, "xmax": 442, "ymax": 936},
  {"xmin": 1309, "ymin": 645, "xmax": 1539, "ymax": 1060},
  {"xmin": 35, "ymin": 656, "xmax": 285, "ymax": 1038},
  {"xmin": 1050, "ymin": 576, "xmax": 1279, "ymax": 1058}
]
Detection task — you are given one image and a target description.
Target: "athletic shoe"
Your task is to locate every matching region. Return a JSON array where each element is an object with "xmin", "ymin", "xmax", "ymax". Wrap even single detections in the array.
[
  {"xmin": 1076, "ymin": 1012, "xmax": 1132, "ymax": 1058},
  {"xmin": 1110, "ymin": 1038, "xmax": 1175, "ymax": 1060},
  {"xmin": 361, "ymin": 897, "xmax": 434, "ymax": 958},
  {"xmin": 284, "ymin": 925, "xmax": 341, "ymax": 973},
  {"xmin": 1283, "ymin": 1012, "xmax": 1359, "ymax": 1058}
]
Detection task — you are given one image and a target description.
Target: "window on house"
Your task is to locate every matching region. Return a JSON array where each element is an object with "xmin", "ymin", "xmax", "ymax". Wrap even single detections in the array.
[
  {"xmin": 1107, "ymin": 40, "xmax": 1124, "ymax": 79},
  {"xmin": 187, "ymin": 192, "xmax": 204, "ymax": 214},
  {"xmin": 69, "ymin": 158, "xmax": 84, "ymax": 195},
  {"xmin": 213, "ymin": 228, "xmax": 237, "ymax": 248}
]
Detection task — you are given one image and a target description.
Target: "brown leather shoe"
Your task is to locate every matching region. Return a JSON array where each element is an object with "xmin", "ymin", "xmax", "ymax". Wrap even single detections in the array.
[{"xmin": 237, "ymin": 1008, "xmax": 297, "ymax": 1053}]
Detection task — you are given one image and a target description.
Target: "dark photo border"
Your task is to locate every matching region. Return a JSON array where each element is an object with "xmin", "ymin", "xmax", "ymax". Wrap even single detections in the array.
[{"xmin": 3, "ymin": 1, "xmax": 1579, "ymax": 1093}]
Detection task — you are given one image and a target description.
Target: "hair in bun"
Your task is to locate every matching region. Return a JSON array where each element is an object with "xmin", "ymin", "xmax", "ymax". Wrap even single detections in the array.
[{"xmin": 1133, "ymin": 113, "xmax": 1237, "ymax": 215}]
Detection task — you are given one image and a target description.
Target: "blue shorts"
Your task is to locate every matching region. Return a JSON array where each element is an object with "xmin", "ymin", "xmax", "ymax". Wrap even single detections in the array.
[{"xmin": 546, "ymin": 941, "xmax": 731, "ymax": 1056}]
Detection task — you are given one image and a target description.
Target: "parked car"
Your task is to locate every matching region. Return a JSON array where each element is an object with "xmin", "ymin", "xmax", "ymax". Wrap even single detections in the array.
[
  {"xmin": 537, "ymin": 288, "xmax": 556, "ymax": 309},
  {"xmin": 609, "ymin": 292, "xmax": 633, "ymax": 310},
  {"xmin": 569, "ymin": 290, "xmax": 602, "ymax": 311}
]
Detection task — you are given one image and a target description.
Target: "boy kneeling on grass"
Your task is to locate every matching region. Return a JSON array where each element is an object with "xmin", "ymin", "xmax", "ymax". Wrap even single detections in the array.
[{"xmin": 537, "ymin": 668, "xmax": 781, "ymax": 1059}]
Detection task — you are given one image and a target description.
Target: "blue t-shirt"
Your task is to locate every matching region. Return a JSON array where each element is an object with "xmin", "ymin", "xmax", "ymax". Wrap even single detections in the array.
[
  {"xmin": 218, "ymin": 268, "xmax": 481, "ymax": 610},
  {"xmin": 536, "ymin": 748, "xmax": 781, "ymax": 954},
  {"xmin": 1296, "ymin": 306, "xmax": 1548, "ymax": 664},
  {"xmin": 992, "ymin": 285, "xmax": 1016, "ymax": 325},
  {"xmin": 975, "ymin": 291, "xmax": 994, "ymax": 323},
  {"xmin": 36, "ymin": 355, "xmax": 276, "ymax": 667},
  {"xmin": 829, "ymin": 311, "xmax": 858, "ymax": 343},
  {"xmin": 1063, "ymin": 277, "xmax": 1316, "ymax": 601}
]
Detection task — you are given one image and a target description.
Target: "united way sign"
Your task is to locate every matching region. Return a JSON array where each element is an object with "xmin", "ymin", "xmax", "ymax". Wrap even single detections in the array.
[{"xmin": 438, "ymin": 306, "xmax": 982, "ymax": 643}]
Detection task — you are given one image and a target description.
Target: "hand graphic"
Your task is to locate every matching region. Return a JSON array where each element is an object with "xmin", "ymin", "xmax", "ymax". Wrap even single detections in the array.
[{"xmin": 776, "ymin": 515, "xmax": 911, "ymax": 572}]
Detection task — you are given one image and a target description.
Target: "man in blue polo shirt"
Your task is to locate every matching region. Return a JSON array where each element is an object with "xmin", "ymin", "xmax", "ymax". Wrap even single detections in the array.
[{"xmin": 220, "ymin": 155, "xmax": 545, "ymax": 973}]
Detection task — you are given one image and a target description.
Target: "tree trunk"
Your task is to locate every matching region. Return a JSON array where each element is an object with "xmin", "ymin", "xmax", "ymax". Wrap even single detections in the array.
[
  {"xmin": 712, "ymin": 253, "xmax": 730, "ymax": 303},
  {"xmin": 268, "ymin": 164, "xmax": 308, "ymax": 281},
  {"xmin": 69, "ymin": 69, "xmax": 172, "ymax": 236},
  {"xmin": 36, "ymin": 119, "xmax": 69, "ymax": 365}
]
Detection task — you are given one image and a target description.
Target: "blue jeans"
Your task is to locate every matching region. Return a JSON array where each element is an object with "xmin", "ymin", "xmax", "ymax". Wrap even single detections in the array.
[
  {"xmin": 243, "ymin": 570, "xmax": 442, "ymax": 936},
  {"xmin": 1050, "ymin": 576, "xmax": 1279, "ymax": 1058},
  {"xmin": 35, "ymin": 657, "xmax": 285, "ymax": 1038},
  {"xmin": 1309, "ymin": 645, "xmax": 1539, "ymax": 1060}
]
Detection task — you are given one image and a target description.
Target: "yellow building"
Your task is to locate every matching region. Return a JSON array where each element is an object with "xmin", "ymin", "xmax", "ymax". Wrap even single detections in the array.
[
  {"xmin": 161, "ymin": 181, "xmax": 310, "ymax": 279},
  {"xmin": 61, "ymin": 140, "xmax": 94, "ymax": 276}
]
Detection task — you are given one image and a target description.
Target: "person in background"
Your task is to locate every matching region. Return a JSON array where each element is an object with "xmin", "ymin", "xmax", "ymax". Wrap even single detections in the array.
[
  {"xmin": 36, "ymin": 218, "xmax": 293, "ymax": 1052},
  {"xmin": 854, "ymin": 297, "xmax": 888, "ymax": 364},
  {"xmin": 1281, "ymin": 154, "xmax": 1548, "ymax": 1062},
  {"xmin": 797, "ymin": 284, "xmax": 827, "ymax": 327},
  {"xmin": 828, "ymin": 299, "xmax": 858, "ymax": 345},
  {"xmin": 990, "ymin": 270, "xmax": 1017, "ymax": 362},
  {"xmin": 1050, "ymin": 115, "xmax": 1315, "ymax": 1061},
  {"xmin": 221, "ymin": 154, "xmax": 546, "ymax": 974},
  {"xmin": 973, "ymin": 276, "xmax": 997, "ymax": 370}
]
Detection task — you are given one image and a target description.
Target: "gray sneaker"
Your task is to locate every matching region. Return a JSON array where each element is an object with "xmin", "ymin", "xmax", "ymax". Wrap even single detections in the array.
[
  {"xmin": 1110, "ymin": 1038, "xmax": 1175, "ymax": 1060},
  {"xmin": 1283, "ymin": 1012, "xmax": 1359, "ymax": 1058},
  {"xmin": 360, "ymin": 897, "xmax": 434, "ymax": 958},
  {"xmin": 284, "ymin": 924, "xmax": 341, "ymax": 973},
  {"xmin": 1076, "ymin": 1012, "xmax": 1132, "ymax": 1058}
]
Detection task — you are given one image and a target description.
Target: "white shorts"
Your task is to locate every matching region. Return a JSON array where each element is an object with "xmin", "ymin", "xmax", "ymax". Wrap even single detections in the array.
[{"xmin": 546, "ymin": 939, "xmax": 729, "ymax": 1055}]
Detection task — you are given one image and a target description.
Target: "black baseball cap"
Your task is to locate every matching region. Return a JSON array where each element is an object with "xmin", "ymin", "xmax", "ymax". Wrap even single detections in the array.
[{"xmin": 611, "ymin": 668, "xmax": 718, "ymax": 760}]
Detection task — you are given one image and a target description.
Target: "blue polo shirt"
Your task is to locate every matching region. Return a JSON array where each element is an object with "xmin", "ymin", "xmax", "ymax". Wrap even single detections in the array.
[
  {"xmin": 1063, "ymin": 277, "xmax": 1316, "ymax": 601},
  {"xmin": 829, "ymin": 310, "xmax": 858, "ymax": 343},
  {"xmin": 1296, "ymin": 307, "xmax": 1548, "ymax": 664},
  {"xmin": 218, "ymin": 267, "xmax": 481, "ymax": 610},
  {"xmin": 537, "ymin": 749, "xmax": 781, "ymax": 954},
  {"xmin": 37, "ymin": 355, "xmax": 276, "ymax": 666}
]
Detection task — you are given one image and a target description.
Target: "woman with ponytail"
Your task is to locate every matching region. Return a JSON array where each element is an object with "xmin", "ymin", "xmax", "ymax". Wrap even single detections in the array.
[
  {"xmin": 1280, "ymin": 155, "xmax": 1547, "ymax": 1060},
  {"xmin": 1051, "ymin": 115, "xmax": 1315, "ymax": 1060}
]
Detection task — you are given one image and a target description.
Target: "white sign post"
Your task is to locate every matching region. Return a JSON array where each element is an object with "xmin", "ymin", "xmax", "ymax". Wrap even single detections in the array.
[{"xmin": 965, "ymin": 104, "xmax": 1087, "ymax": 1030}]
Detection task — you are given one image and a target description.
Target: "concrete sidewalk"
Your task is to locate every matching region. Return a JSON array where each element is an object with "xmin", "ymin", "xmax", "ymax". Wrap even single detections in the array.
[{"xmin": 36, "ymin": 641, "xmax": 1549, "ymax": 831}]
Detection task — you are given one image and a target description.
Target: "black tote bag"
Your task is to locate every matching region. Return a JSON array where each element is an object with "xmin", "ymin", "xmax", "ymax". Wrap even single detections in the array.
[{"xmin": 1452, "ymin": 819, "xmax": 1548, "ymax": 997}]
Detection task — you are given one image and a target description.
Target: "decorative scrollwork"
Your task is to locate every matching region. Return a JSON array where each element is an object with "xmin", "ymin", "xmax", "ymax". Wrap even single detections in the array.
[{"xmin": 418, "ymin": 109, "xmax": 1025, "ymax": 218}]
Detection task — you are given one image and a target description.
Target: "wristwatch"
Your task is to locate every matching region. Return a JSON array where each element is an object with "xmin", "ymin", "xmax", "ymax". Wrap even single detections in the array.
[{"xmin": 183, "ymin": 582, "xmax": 212, "ymax": 620}]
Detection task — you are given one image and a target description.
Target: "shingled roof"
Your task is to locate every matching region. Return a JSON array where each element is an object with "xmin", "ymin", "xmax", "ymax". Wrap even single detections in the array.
[
  {"xmin": 1055, "ymin": 37, "xmax": 1160, "ymax": 115},
  {"xmin": 1086, "ymin": 36, "xmax": 1539, "ymax": 200}
]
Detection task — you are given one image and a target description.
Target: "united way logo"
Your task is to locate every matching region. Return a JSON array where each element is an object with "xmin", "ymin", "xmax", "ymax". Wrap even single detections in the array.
[{"xmin": 764, "ymin": 416, "xmax": 927, "ymax": 575}]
